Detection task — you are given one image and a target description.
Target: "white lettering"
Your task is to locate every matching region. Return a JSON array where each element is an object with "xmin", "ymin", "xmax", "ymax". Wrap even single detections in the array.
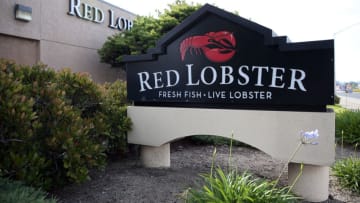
[
  {"xmin": 108, "ymin": 9, "xmax": 116, "ymax": 28},
  {"xmin": 68, "ymin": 0, "xmax": 132, "ymax": 30},
  {"xmin": 93, "ymin": 7, "xmax": 104, "ymax": 23},
  {"xmin": 252, "ymin": 66, "xmax": 269, "ymax": 86},
  {"xmin": 83, "ymin": 3, "xmax": 92, "ymax": 20},
  {"xmin": 289, "ymin": 69, "xmax": 307, "ymax": 91},
  {"xmin": 116, "ymin": 17, "xmax": 127, "ymax": 30},
  {"xmin": 200, "ymin": 66, "xmax": 217, "ymax": 85},
  {"xmin": 138, "ymin": 72, "xmax": 152, "ymax": 92},
  {"xmin": 269, "ymin": 67, "xmax": 285, "ymax": 88},
  {"xmin": 127, "ymin": 20, "xmax": 134, "ymax": 30},
  {"xmin": 153, "ymin": 72, "xmax": 164, "ymax": 89},
  {"xmin": 220, "ymin": 66, "xmax": 234, "ymax": 85},
  {"xmin": 134, "ymin": 64, "xmax": 307, "ymax": 94},
  {"xmin": 68, "ymin": 0, "xmax": 82, "ymax": 17},
  {"xmin": 165, "ymin": 70, "xmax": 179, "ymax": 87},
  {"xmin": 238, "ymin": 65, "xmax": 250, "ymax": 85},
  {"xmin": 186, "ymin": 64, "xmax": 200, "ymax": 86}
]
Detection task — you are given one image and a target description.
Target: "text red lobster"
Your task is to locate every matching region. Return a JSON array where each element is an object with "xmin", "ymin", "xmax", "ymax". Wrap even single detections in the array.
[{"xmin": 180, "ymin": 31, "xmax": 236, "ymax": 63}]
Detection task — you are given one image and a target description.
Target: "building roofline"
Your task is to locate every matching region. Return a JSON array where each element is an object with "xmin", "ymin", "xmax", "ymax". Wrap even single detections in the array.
[
  {"xmin": 97, "ymin": 0, "xmax": 137, "ymax": 16},
  {"xmin": 123, "ymin": 4, "xmax": 333, "ymax": 63}
]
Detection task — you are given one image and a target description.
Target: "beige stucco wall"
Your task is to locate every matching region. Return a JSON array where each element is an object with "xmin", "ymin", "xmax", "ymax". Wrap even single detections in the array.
[
  {"xmin": 0, "ymin": 34, "xmax": 39, "ymax": 65},
  {"xmin": 40, "ymin": 40, "xmax": 125, "ymax": 81},
  {"xmin": 128, "ymin": 106, "xmax": 335, "ymax": 166},
  {"xmin": 40, "ymin": 0, "xmax": 134, "ymax": 50},
  {"xmin": 0, "ymin": 0, "xmax": 135, "ymax": 82},
  {"xmin": 0, "ymin": 0, "xmax": 41, "ymax": 40}
]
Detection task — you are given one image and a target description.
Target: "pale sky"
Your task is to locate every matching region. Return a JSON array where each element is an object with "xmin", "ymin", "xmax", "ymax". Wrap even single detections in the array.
[{"xmin": 105, "ymin": 0, "xmax": 360, "ymax": 82}]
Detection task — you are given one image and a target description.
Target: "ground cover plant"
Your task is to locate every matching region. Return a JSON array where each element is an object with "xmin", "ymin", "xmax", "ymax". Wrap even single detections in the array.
[
  {"xmin": 335, "ymin": 109, "xmax": 360, "ymax": 146},
  {"xmin": 190, "ymin": 135, "xmax": 247, "ymax": 146},
  {"xmin": 184, "ymin": 134, "xmax": 302, "ymax": 203},
  {"xmin": 332, "ymin": 103, "xmax": 360, "ymax": 195},
  {"xmin": 0, "ymin": 177, "xmax": 56, "ymax": 203},
  {"xmin": 0, "ymin": 59, "xmax": 131, "ymax": 190},
  {"xmin": 184, "ymin": 167, "xmax": 299, "ymax": 203},
  {"xmin": 333, "ymin": 156, "xmax": 360, "ymax": 194}
]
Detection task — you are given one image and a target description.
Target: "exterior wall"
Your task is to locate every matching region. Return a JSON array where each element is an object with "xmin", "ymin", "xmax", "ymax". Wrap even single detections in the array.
[
  {"xmin": 0, "ymin": 0, "xmax": 41, "ymax": 40},
  {"xmin": 40, "ymin": 40, "xmax": 125, "ymax": 81},
  {"xmin": 0, "ymin": 0, "xmax": 135, "ymax": 82},
  {"xmin": 0, "ymin": 34, "xmax": 39, "ymax": 65}
]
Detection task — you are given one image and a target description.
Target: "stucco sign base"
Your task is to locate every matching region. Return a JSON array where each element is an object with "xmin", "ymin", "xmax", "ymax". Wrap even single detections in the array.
[{"xmin": 127, "ymin": 106, "xmax": 335, "ymax": 201}]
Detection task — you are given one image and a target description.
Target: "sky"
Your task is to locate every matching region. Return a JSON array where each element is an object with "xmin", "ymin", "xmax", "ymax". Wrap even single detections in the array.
[{"xmin": 105, "ymin": 0, "xmax": 360, "ymax": 82}]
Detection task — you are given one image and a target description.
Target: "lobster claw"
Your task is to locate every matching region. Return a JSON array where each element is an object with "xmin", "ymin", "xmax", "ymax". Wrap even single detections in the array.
[{"xmin": 180, "ymin": 31, "xmax": 236, "ymax": 63}]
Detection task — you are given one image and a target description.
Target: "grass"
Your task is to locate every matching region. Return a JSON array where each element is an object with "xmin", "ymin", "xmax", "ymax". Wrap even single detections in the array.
[
  {"xmin": 333, "ymin": 156, "xmax": 360, "ymax": 194},
  {"xmin": 335, "ymin": 109, "xmax": 360, "ymax": 145},
  {"xmin": 0, "ymin": 177, "xmax": 57, "ymax": 203},
  {"xmin": 328, "ymin": 104, "xmax": 346, "ymax": 113},
  {"xmin": 184, "ymin": 168, "xmax": 299, "ymax": 203},
  {"xmin": 183, "ymin": 140, "xmax": 299, "ymax": 203},
  {"xmin": 190, "ymin": 135, "xmax": 248, "ymax": 146}
]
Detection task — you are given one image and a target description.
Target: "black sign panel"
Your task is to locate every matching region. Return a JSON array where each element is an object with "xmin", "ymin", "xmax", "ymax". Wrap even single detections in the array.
[{"xmin": 124, "ymin": 4, "xmax": 334, "ymax": 112}]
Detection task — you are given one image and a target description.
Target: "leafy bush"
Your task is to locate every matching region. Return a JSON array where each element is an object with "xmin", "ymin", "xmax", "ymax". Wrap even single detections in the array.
[
  {"xmin": 185, "ymin": 168, "xmax": 299, "ymax": 203},
  {"xmin": 101, "ymin": 80, "xmax": 132, "ymax": 154},
  {"xmin": 184, "ymin": 141, "xmax": 299, "ymax": 203},
  {"xmin": 0, "ymin": 60, "xmax": 51, "ymax": 188},
  {"xmin": 0, "ymin": 59, "xmax": 131, "ymax": 189},
  {"xmin": 328, "ymin": 105, "xmax": 346, "ymax": 114},
  {"xmin": 336, "ymin": 110, "xmax": 360, "ymax": 145},
  {"xmin": 190, "ymin": 135, "xmax": 247, "ymax": 146},
  {"xmin": 332, "ymin": 157, "xmax": 360, "ymax": 193},
  {"xmin": 0, "ymin": 177, "xmax": 56, "ymax": 203},
  {"xmin": 98, "ymin": 1, "xmax": 201, "ymax": 67},
  {"xmin": 334, "ymin": 95, "xmax": 340, "ymax": 104}
]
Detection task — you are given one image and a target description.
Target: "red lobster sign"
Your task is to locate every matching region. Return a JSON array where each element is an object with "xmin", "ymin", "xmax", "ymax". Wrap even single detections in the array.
[{"xmin": 180, "ymin": 31, "xmax": 236, "ymax": 63}]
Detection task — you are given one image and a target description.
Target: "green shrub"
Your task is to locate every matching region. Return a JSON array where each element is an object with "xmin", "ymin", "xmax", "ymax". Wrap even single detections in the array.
[
  {"xmin": 184, "ymin": 141, "xmax": 299, "ymax": 203},
  {"xmin": 101, "ymin": 80, "xmax": 131, "ymax": 154},
  {"xmin": 336, "ymin": 110, "xmax": 360, "ymax": 145},
  {"xmin": 0, "ymin": 177, "xmax": 56, "ymax": 203},
  {"xmin": 185, "ymin": 168, "xmax": 299, "ymax": 203},
  {"xmin": 328, "ymin": 104, "xmax": 346, "ymax": 114},
  {"xmin": 0, "ymin": 59, "xmax": 131, "ymax": 189},
  {"xmin": 0, "ymin": 60, "xmax": 49, "ymax": 188},
  {"xmin": 334, "ymin": 95, "xmax": 340, "ymax": 104},
  {"xmin": 332, "ymin": 157, "xmax": 360, "ymax": 193},
  {"xmin": 190, "ymin": 135, "xmax": 247, "ymax": 146}
]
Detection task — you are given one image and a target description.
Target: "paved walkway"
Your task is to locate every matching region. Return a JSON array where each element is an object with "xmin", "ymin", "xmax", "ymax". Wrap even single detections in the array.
[{"xmin": 338, "ymin": 95, "xmax": 360, "ymax": 110}]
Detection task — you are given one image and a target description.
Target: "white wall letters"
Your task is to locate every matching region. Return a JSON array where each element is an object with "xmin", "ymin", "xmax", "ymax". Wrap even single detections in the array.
[{"xmin": 68, "ymin": 0, "xmax": 133, "ymax": 30}]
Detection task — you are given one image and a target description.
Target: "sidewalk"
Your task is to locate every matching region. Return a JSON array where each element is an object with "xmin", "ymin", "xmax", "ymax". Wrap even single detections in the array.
[{"xmin": 338, "ymin": 95, "xmax": 360, "ymax": 110}]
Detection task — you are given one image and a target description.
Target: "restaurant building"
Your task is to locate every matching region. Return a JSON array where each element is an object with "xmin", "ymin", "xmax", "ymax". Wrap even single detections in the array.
[{"xmin": 0, "ymin": 0, "xmax": 136, "ymax": 82}]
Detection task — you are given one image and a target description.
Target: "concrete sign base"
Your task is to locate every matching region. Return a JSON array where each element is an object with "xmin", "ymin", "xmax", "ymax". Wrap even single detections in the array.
[
  {"xmin": 288, "ymin": 163, "xmax": 330, "ymax": 202},
  {"xmin": 140, "ymin": 144, "xmax": 170, "ymax": 168},
  {"xmin": 128, "ymin": 106, "xmax": 335, "ymax": 201}
]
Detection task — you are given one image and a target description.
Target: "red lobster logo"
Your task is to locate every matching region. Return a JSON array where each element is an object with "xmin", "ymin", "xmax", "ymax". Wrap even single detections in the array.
[{"xmin": 180, "ymin": 31, "xmax": 236, "ymax": 63}]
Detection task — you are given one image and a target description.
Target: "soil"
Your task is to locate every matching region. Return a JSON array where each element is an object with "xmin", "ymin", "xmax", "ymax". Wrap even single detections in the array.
[{"xmin": 52, "ymin": 139, "xmax": 360, "ymax": 203}]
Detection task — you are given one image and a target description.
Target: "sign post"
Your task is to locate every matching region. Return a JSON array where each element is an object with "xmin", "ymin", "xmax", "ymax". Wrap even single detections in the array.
[{"xmin": 124, "ymin": 4, "xmax": 334, "ymax": 201}]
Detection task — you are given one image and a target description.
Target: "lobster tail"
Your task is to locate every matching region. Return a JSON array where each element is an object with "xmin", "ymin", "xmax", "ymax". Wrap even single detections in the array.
[{"xmin": 180, "ymin": 38, "xmax": 190, "ymax": 61}]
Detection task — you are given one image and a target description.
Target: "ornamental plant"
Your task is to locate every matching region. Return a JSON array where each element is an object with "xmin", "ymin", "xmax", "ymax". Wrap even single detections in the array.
[
  {"xmin": 0, "ymin": 59, "xmax": 131, "ymax": 189},
  {"xmin": 98, "ymin": 0, "xmax": 201, "ymax": 67},
  {"xmin": 333, "ymin": 156, "xmax": 360, "ymax": 194},
  {"xmin": 184, "ymin": 130, "xmax": 320, "ymax": 202},
  {"xmin": 0, "ymin": 177, "xmax": 56, "ymax": 203},
  {"xmin": 185, "ymin": 168, "xmax": 299, "ymax": 203},
  {"xmin": 336, "ymin": 110, "xmax": 360, "ymax": 146},
  {"xmin": 0, "ymin": 60, "xmax": 49, "ymax": 188},
  {"xmin": 101, "ymin": 80, "xmax": 132, "ymax": 154}
]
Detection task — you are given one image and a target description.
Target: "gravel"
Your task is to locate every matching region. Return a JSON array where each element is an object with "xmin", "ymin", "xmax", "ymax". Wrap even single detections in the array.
[{"xmin": 52, "ymin": 140, "xmax": 360, "ymax": 203}]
